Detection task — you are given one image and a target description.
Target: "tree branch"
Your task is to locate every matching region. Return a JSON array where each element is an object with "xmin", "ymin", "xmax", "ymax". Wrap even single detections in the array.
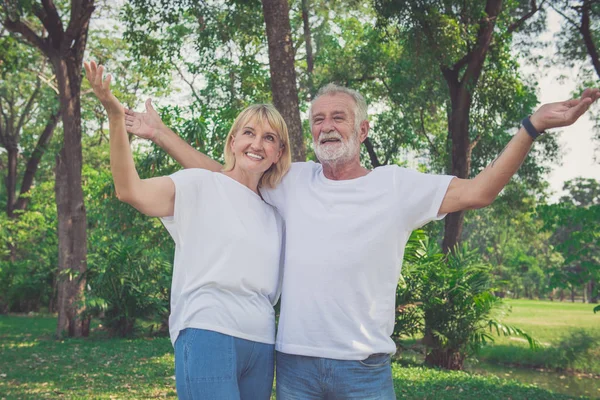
[
  {"xmin": 15, "ymin": 109, "xmax": 61, "ymax": 211},
  {"xmin": 2, "ymin": 17, "xmax": 49, "ymax": 55},
  {"xmin": 507, "ymin": 0, "xmax": 545, "ymax": 34},
  {"xmin": 15, "ymin": 78, "xmax": 42, "ymax": 135},
  {"xmin": 363, "ymin": 137, "xmax": 382, "ymax": 168},
  {"xmin": 579, "ymin": 1, "xmax": 600, "ymax": 79},
  {"xmin": 418, "ymin": 108, "xmax": 441, "ymax": 157},
  {"xmin": 35, "ymin": 0, "xmax": 64, "ymax": 44}
]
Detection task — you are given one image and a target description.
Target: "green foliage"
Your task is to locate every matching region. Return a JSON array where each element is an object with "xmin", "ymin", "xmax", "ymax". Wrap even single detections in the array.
[
  {"xmin": 83, "ymin": 155, "xmax": 173, "ymax": 337},
  {"xmin": 539, "ymin": 180, "xmax": 600, "ymax": 301},
  {"xmin": 397, "ymin": 236, "xmax": 538, "ymax": 369},
  {"xmin": 0, "ymin": 181, "xmax": 57, "ymax": 313}
]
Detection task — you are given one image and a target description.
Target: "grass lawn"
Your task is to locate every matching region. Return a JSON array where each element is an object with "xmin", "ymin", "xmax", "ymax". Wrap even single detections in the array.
[
  {"xmin": 476, "ymin": 299, "xmax": 600, "ymax": 374},
  {"xmin": 0, "ymin": 314, "xmax": 591, "ymax": 399}
]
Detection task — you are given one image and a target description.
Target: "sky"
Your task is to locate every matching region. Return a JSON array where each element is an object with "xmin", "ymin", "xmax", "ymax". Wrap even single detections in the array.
[{"xmin": 531, "ymin": 9, "xmax": 600, "ymax": 201}]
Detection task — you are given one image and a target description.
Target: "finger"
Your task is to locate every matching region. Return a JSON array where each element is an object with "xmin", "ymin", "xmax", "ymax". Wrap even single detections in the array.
[
  {"xmin": 125, "ymin": 108, "xmax": 135, "ymax": 116},
  {"xmin": 566, "ymin": 97, "xmax": 592, "ymax": 121},
  {"xmin": 104, "ymin": 73, "xmax": 112, "ymax": 90},
  {"xmin": 125, "ymin": 119, "xmax": 134, "ymax": 126},
  {"xmin": 83, "ymin": 62, "xmax": 92, "ymax": 82},
  {"xmin": 95, "ymin": 65, "xmax": 104, "ymax": 87},
  {"xmin": 580, "ymin": 88, "xmax": 594, "ymax": 100}
]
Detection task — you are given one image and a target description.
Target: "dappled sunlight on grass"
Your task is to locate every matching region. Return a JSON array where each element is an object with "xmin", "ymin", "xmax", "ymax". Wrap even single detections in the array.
[{"xmin": 1, "ymin": 313, "xmax": 592, "ymax": 399}]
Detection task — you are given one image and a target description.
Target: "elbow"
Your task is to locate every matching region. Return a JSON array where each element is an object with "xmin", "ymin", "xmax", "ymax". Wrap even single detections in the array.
[
  {"xmin": 469, "ymin": 193, "xmax": 495, "ymax": 209},
  {"xmin": 115, "ymin": 188, "xmax": 135, "ymax": 205}
]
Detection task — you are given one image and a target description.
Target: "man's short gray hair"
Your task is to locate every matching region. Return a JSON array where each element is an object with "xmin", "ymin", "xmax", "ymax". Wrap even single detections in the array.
[{"xmin": 309, "ymin": 83, "xmax": 368, "ymax": 131}]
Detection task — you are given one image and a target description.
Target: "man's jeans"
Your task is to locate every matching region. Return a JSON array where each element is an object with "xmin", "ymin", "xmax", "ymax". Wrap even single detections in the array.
[
  {"xmin": 174, "ymin": 328, "xmax": 274, "ymax": 400},
  {"xmin": 276, "ymin": 351, "xmax": 396, "ymax": 399}
]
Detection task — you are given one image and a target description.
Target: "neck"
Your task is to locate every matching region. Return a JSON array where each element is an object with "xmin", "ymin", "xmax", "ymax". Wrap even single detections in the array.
[
  {"xmin": 321, "ymin": 157, "xmax": 370, "ymax": 180},
  {"xmin": 222, "ymin": 167, "xmax": 262, "ymax": 193}
]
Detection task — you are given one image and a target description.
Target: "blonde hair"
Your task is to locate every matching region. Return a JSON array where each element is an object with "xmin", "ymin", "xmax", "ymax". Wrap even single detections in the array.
[{"xmin": 222, "ymin": 104, "xmax": 292, "ymax": 189}]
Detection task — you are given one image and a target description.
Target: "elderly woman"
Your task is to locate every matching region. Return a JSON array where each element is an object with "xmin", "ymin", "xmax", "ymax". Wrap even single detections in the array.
[{"xmin": 85, "ymin": 61, "xmax": 291, "ymax": 400}]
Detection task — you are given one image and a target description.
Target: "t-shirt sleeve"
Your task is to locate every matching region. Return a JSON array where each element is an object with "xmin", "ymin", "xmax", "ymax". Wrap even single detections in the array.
[
  {"xmin": 394, "ymin": 167, "xmax": 455, "ymax": 231},
  {"xmin": 160, "ymin": 169, "xmax": 204, "ymax": 246}
]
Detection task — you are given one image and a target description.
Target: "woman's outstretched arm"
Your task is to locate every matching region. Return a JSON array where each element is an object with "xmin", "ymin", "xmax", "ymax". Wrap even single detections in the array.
[{"xmin": 84, "ymin": 61, "xmax": 175, "ymax": 217}]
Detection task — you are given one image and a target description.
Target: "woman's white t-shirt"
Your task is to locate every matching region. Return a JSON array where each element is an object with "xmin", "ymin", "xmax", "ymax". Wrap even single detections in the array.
[{"xmin": 161, "ymin": 169, "xmax": 284, "ymax": 346}]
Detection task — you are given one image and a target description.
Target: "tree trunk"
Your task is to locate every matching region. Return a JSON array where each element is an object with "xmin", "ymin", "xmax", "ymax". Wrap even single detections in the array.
[
  {"xmin": 440, "ymin": 0, "xmax": 503, "ymax": 253},
  {"xmin": 6, "ymin": 147, "xmax": 18, "ymax": 217},
  {"xmin": 442, "ymin": 79, "xmax": 472, "ymax": 252},
  {"xmin": 261, "ymin": 0, "xmax": 306, "ymax": 162},
  {"xmin": 53, "ymin": 57, "xmax": 88, "ymax": 339},
  {"xmin": 425, "ymin": 348, "xmax": 465, "ymax": 370},
  {"xmin": 301, "ymin": 0, "xmax": 314, "ymax": 97},
  {"xmin": 590, "ymin": 279, "xmax": 598, "ymax": 303}
]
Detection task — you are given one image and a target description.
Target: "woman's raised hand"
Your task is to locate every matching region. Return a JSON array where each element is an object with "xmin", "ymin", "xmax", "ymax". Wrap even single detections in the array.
[{"xmin": 84, "ymin": 61, "xmax": 124, "ymax": 117}]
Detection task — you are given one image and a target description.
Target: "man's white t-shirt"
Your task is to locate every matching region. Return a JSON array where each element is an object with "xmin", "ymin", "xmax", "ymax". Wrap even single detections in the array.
[
  {"xmin": 261, "ymin": 161, "xmax": 453, "ymax": 360},
  {"xmin": 161, "ymin": 169, "xmax": 284, "ymax": 346}
]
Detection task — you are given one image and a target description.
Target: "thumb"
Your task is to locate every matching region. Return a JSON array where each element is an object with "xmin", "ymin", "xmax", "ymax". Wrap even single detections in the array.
[{"xmin": 145, "ymin": 98, "xmax": 155, "ymax": 113}]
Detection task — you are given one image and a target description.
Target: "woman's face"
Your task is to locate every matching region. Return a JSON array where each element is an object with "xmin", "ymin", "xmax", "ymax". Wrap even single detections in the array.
[{"xmin": 230, "ymin": 117, "xmax": 283, "ymax": 174}]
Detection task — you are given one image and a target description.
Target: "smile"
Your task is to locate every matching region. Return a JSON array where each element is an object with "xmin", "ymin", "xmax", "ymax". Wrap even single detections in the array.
[
  {"xmin": 320, "ymin": 138, "xmax": 341, "ymax": 144},
  {"xmin": 246, "ymin": 152, "xmax": 264, "ymax": 160}
]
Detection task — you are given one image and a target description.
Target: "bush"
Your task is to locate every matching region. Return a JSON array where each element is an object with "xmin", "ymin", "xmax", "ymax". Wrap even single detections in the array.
[
  {"xmin": 396, "ymin": 234, "xmax": 537, "ymax": 370},
  {"xmin": 84, "ymin": 166, "xmax": 173, "ymax": 337}
]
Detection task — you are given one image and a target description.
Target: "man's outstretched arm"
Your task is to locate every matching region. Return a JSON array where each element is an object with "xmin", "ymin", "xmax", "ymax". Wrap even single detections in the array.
[
  {"xmin": 439, "ymin": 88, "xmax": 600, "ymax": 215},
  {"xmin": 125, "ymin": 99, "xmax": 222, "ymax": 172}
]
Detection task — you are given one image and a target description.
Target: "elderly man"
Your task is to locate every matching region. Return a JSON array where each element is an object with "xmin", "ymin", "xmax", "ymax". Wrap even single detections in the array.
[{"xmin": 126, "ymin": 84, "xmax": 599, "ymax": 399}]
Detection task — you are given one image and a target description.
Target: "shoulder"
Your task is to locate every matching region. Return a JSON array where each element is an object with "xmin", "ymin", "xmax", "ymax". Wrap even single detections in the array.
[{"xmin": 169, "ymin": 168, "xmax": 214, "ymax": 185}]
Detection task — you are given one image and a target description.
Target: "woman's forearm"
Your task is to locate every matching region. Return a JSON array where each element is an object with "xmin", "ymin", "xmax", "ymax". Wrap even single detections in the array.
[{"xmin": 108, "ymin": 111, "xmax": 143, "ymax": 203}]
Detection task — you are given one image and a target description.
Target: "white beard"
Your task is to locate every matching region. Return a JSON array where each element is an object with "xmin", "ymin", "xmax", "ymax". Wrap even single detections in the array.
[{"xmin": 314, "ymin": 131, "xmax": 360, "ymax": 163}]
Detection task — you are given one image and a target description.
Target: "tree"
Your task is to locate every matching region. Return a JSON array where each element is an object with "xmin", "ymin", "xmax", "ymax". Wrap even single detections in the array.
[
  {"xmin": 1, "ymin": 0, "xmax": 95, "ymax": 338},
  {"xmin": 546, "ymin": 178, "xmax": 600, "ymax": 303},
  {"xmin": 0, "ymin": 35, "xmax": 60, "ymax": 221},
  {"xmin": 261, "ymin": 0, "xmax": 306, "ymax": 161},
  {"xmin": 374, "ymin": 0, "xmax": 548, "ymax": 252}
]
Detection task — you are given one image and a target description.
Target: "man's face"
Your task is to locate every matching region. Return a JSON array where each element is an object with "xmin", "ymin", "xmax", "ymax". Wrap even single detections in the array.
[{"xmin": 310, "ymin": 93, "xmax": 361, "ymax": 163}]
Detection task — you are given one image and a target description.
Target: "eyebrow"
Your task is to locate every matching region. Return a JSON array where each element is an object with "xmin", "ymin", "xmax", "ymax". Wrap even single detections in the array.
[{"xmin": 243, "ymin": 126, "xmax": 278, "ymax": 138}]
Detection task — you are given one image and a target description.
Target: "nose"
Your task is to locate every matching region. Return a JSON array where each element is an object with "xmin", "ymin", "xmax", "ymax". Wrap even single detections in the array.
[
  {"xmin": 321, "ymin": 117, "xmax": 335, "ymax": 133},
  {"xmin": 250, "ymin": 134, "xmax": 263, "ymax": 149}
]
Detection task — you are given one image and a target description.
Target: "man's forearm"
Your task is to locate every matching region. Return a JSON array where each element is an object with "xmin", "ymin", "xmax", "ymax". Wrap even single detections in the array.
[
  {"xmin": 472, "ymin": 128, "xmax": 534, "ymax": 204},
  {"xmin": 154, "ymin": 126, "xmax": 223, "ymax": 171}
]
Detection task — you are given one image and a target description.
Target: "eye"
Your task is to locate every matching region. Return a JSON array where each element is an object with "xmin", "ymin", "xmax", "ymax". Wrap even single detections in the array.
[
  {"xmin": 243, "ymin": 130, "xmax": 254, "ymax": 136},
  {"xmin": 313, "ymin": 118, "xmax": 323, "ymax": 124},
  {"xmin": 265, "ymin": 135, "xmax": 276, "ymax": 142},
  {"xmin": 334, "ymin": 116, "xmax": 344, "ymax": 121}
]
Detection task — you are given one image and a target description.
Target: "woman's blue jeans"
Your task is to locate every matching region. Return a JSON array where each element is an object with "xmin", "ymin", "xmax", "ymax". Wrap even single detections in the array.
[{"xmin": 174, "ymin": 328, "xmax": 274, "ymax": 400}]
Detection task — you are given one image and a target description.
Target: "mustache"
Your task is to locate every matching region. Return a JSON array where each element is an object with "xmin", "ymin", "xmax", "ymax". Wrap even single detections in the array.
[{"xmin": 317, "ymin": 132, "xmax": 343, "ymax": 143}]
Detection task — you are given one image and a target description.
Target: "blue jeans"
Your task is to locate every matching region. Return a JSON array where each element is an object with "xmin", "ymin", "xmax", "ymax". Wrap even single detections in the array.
[
  {"xmin": 276, "ymin": 351, "xmax": 395, "ymax": 399},
  {"xmin": 174, "ymin": 328, "xmax": 274, "ymax": 400}
]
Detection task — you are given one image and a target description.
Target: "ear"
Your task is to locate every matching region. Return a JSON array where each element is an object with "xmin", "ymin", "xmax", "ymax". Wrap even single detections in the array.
[
  {"xmin": 229, "ymin": 134, "xmax": 236, "ymax": 152},
  {"xmin": 359, "ymin": 120, "xmax": 370, "ymax": 143},
  {"xmin": 272, "ymin": 145, "xmax": 283, "ymax": 165}
]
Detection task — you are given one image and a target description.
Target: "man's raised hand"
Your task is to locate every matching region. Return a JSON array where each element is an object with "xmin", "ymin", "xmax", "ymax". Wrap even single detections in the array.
[
  {"xmin": 530, "ymin": 88, "xmax": 600, "ymax": 132},
  {"xmin": 125, "ymin": 99, "xmax": 165, "ymax": 141}
]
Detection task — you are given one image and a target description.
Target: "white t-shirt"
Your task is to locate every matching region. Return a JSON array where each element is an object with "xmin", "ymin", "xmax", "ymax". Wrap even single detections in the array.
[
  {"xmin": 161, "ymin": 169, "xmax": 284, "ymax": 346},
  {"xmin": 261, "ymin": 161, "xmax": 453, "ymax": 360}
]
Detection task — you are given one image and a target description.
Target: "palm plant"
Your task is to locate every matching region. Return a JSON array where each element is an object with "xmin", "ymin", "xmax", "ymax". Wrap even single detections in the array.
[{"xmin": 397, "ymin": 233, "xmax": 539, "ymax": 370}]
